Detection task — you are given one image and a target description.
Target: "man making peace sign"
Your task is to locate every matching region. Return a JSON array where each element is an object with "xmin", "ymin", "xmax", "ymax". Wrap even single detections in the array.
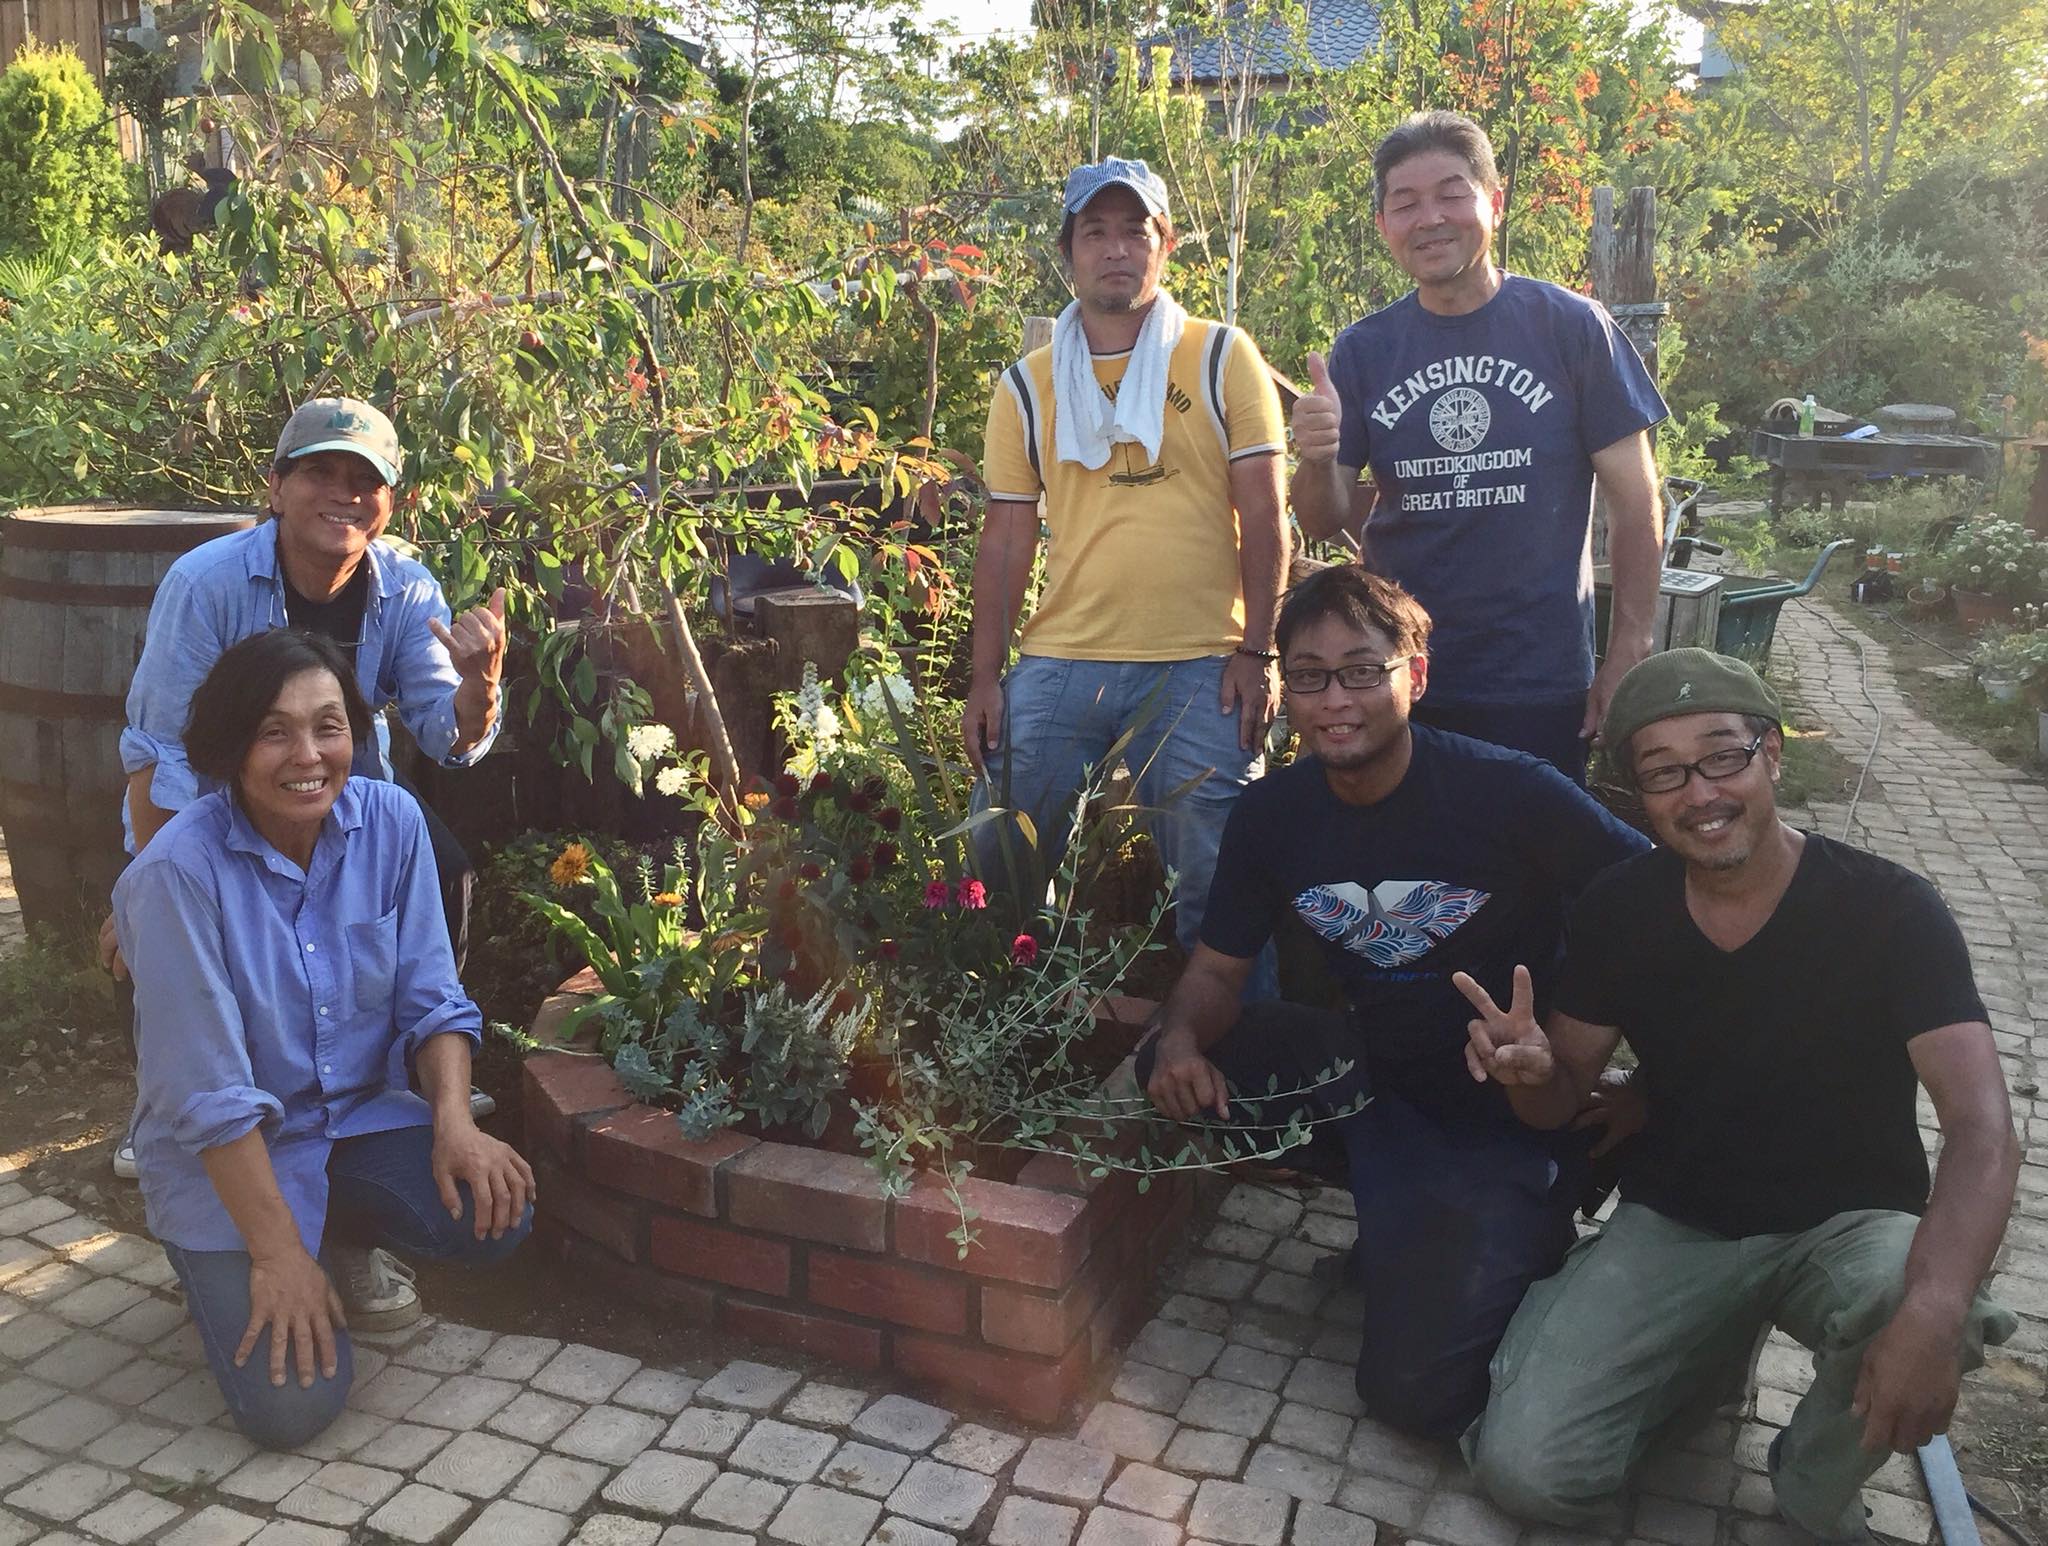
[{"xmin": 1461, "ymin": 649, "xmax": 2019, "ymax": 1539}]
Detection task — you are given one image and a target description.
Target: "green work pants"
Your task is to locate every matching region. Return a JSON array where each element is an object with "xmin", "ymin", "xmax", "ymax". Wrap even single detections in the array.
[{"xmin": 1465, "ymin": 1203, "xmax": 2016, "ymax": 1539}]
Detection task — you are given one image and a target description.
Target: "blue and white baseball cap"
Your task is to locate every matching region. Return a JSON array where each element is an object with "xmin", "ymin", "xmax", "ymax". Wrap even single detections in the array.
[{"xmin": 1062, "ymin": 158, "xmax": 1171, "ymax": 221}]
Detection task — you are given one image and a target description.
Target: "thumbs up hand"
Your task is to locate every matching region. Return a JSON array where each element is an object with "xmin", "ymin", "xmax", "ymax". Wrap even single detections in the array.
[
  {"xmin": 1291, "ymin": 350, "xmax": 1343, "ymax": 466},
  {"xmin": 430, "ymin": 585, "xmax": 508, "ymax": 687}
]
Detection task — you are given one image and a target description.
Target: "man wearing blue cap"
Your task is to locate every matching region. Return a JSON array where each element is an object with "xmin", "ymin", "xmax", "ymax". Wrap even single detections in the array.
[
  {"xmin": 964, "ymin": 158, "xmax": 1288, "ymax": 973},
  {"xmin": 1458, "ymin": 649, "xmax": 2018, "ymax": 1539},
  {"xmin": 104, "ymin": 398, "xmax": 506, "ymax": 1239}
]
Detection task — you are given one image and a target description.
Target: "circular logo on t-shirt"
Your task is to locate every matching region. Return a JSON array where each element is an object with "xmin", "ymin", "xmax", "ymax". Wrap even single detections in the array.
[{"xmin": 1429, "ymin": 387, "xmax": 1491, "ymax": 451}]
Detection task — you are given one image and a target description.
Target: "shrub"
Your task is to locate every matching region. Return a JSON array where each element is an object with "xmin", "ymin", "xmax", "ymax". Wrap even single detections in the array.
[
  {"xmin": 0, "ymin": 43, "xmax": 132, "ymax": 256},
  {"xmin": 1931, "ymin": 517, "xmax": 2048, "ymax": 604}
]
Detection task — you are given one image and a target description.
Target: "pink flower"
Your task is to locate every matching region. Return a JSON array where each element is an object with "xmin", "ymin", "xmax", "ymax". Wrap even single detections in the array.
[
  {"xmin": 922, "ymin": 880, "xmax": 951, "ymax": 909},
  {"xmin": 956, "ymin": 878, "xmax": 987, "ymax": 910},
  {"xmin": 1010, "ymin": 933, "xmax": 1039, "ymax": 966}
]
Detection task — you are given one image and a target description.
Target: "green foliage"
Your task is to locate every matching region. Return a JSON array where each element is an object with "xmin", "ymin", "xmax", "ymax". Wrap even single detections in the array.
[
  {"xmin": 1929, "ymin": 517, "xmax": 2048, "ymax": 603},
  {"xmin": 0, "ymin": 931, "xmax": 117, "ymax": 1049},
  {"xmin": 0, "ymin": 43, "xmax": 133, "ymax": 257}
]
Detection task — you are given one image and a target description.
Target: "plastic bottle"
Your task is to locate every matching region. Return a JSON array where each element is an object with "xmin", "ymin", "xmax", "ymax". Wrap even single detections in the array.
[{"xmin": 1798, "ymin": 394, "xmax": 1817, "ymax": 435}]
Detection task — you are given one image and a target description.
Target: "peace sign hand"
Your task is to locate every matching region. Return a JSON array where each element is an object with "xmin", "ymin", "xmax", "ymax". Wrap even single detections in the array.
[{"xmin": 1451, "ymin": 965, "xmax": 1556, "ymax": 1086}]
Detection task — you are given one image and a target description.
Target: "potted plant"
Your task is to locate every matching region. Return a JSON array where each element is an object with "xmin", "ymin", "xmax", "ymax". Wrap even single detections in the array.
[
  {"xmin": 1933, "ymin": 518, "xmax": 2048, "ymax": 632},
  {"xmin": 1971, "ymin": 610, "xmax": 2048, "ymax": 705},
  {"xmin": 1905, "ymin": 575, "xmax": 1949, "ymax": 618}
]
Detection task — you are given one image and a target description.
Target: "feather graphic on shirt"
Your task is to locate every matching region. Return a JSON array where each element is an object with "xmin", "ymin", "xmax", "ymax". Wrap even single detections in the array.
[{"xmin": 1292, "ymin": 880, "xmax": 1489, "ymax": 967}]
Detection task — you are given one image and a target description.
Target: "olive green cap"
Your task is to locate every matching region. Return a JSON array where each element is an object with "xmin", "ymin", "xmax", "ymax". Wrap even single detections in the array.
[
  {"xmin": 1603, "ymin": 648, "xmax": 1783, "ymax": 767},
  {"xmin": 274, "ymin": 396, "xmax": 401, "ymax": 486}
]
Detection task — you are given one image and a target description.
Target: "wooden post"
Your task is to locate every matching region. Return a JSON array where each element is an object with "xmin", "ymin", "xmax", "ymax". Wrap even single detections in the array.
[
  {"xmin": 1022, "ymin": 315, "xmax": 1056, "ymax": 355},
  {"xmin": 1590, "ymin": 186, "xmax": 1666, "ymax": 563},
  {"xmin": 755, "ymin": 587, "xmax": 861, "ymax": 690}
]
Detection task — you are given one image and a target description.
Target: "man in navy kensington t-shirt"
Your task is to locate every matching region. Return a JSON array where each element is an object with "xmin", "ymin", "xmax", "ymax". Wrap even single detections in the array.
[
  {"xmin": 1136, "ymin": 565, "xmax": 1647, "ymax": 1440},
  {"xmin": 1291, "ymin": 110, "xmax": 1667, "ymax": 782}
]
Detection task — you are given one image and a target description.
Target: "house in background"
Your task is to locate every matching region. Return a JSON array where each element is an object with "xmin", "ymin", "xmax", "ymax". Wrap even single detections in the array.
[{"xmin": 1135, "ymin": 0, "xmax": 1383, "ymax": 101}]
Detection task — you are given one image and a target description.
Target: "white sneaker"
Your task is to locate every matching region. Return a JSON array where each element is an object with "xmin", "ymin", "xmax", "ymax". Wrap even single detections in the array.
[
  {"xmin": 334, "ymin": 1246, "xmax": 422, "ymax": 1332},
  {"xmin": 469, "ymin": 1087, "xmax": 497, "ymax": 1120},
  {"xmin": 112, "ymin": 1140, "xmax": 139, "ymax": 1180}
]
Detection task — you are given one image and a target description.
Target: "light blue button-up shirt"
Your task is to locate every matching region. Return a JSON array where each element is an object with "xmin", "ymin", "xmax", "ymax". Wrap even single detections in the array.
[
  {"xmin": 113, "ymin": 778, "xmax": 482, "ymax": 1254},
  {"xmin": 120, "ymin": 522, "xmax": 498, "ymax": 851}
]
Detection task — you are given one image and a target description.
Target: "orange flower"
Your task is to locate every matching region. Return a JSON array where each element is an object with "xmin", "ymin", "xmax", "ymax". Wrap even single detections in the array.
[
  {"xmin": 549, "ymin": 843, "xmax": 592, "ymax": 886},
  {"xmin": 743, "ymin": 791, "xmax": 772, "ymax": 810},
  {"xmin": 652, "ymin": 891, "xmax": 683, "ymax": 907}
]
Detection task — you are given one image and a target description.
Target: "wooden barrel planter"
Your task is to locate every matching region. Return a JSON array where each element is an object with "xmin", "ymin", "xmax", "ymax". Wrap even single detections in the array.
[{"xmin": 0, "ymin": 504, "xmax": 258, "ymax": 931}]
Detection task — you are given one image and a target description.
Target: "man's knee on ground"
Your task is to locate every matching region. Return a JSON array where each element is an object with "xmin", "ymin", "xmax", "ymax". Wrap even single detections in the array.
[
  {"xmin": 437, "ymin": 1203, "xmax": 534, "ymax": 1268},
  {"xmin": 227, "ymin": 1366, "xmax": 352, "ymax": 1450},
  {"xmin": 1469, "ymin": 1403, "xmax": 1627, "ymax": 1523},
  {"xmin": 1355, "ymin": 1341, "xmax": 1489, "ymax": 1442}
]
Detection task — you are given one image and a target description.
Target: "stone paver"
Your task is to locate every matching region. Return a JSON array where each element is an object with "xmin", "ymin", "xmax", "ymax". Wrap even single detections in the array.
[{"xmin": 0, "ymin": 629, "xmax": 2038, "ymax": 1546}]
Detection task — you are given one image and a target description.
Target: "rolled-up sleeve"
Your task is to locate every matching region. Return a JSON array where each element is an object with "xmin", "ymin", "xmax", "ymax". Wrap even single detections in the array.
[
  {"xmin": 388, "ymin": 580, "xmax": 499, "ymax": 767},
  {"xmin": 122, "ymin": 566, "xmax": 226, "ymax": 814},
  {"xmin": 115, "ymin": 860, "xmax": 285, "ymax": 1154},
  {"xmin": 383, "ymin": 793, "xmax": 484, "ymax": 1086}
]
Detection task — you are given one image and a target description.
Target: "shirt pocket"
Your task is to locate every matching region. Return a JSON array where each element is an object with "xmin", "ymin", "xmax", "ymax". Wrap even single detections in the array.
[{"xmin": 345, "ymin": 907, "xmax": 400, "ymax": 1019}]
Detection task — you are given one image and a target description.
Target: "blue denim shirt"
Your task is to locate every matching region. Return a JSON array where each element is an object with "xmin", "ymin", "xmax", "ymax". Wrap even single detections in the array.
[
  {"xmin": 120, "ymin": 522, "xmax": 497, "ymax": 851},
  {"xmin": 113, "ymin": 778, "xmax": 482, "ymax": 1254}
]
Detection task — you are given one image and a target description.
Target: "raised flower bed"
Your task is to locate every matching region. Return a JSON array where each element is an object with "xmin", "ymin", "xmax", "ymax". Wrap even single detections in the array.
[{"xmin": 522, "ymin": 975, "xmax": 1195, "ymax": 1422}]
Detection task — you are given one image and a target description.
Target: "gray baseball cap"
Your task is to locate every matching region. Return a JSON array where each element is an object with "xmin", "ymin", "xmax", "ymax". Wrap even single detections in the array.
[
  {"xmin": 274, "ymin": 396, "xmax": 402, "ymax": 486},
  {"xmin": 1062, "ymin": 157, "xmax": 1171, "ymax": 221}
]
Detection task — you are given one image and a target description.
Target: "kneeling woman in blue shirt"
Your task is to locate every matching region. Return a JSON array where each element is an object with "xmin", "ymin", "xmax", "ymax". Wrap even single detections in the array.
[{"xmin": 114, "ymin": 628, "xmax": 533, "ymax": 1448}]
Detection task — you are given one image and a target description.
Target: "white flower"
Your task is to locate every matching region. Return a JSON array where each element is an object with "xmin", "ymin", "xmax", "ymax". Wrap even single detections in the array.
[
  {"xmin": 654, "ymin": 765, "xmax": 689, "ymax": 797},
  {"xmin": 627, "ymin": 723, "xmax": 676, "ymax": 761},
  {"xmin": 2005, "ymin": 561, "xmax": 2020, "ymax": 572},
  {"xmin": 856, "ymin": 674, "xmax": 916, "ymax": 721}
]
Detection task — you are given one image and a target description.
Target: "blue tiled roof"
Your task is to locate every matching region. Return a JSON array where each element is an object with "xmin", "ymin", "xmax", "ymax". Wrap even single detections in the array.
[{"xmin": 1138, "ymin": 0, "xmax": 1383, "ymax": 83}]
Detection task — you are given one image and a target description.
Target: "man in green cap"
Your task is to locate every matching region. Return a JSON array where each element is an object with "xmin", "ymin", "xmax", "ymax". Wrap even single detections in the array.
[{"xmin": 1455, "ymin": 647, "xmax": 2020, "ymax": 1539}]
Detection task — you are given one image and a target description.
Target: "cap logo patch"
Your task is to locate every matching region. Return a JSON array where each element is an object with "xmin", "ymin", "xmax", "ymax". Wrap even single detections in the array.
[{"xmin": 1677, "ymin": 681, "xmax": 1694, "ymax": 701}]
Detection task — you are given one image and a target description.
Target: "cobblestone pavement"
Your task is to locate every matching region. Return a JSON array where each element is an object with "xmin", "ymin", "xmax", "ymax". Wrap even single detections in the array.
[{"xmin": 0, "ymin": 594, "xmax": 2042, "ymax": 1546}]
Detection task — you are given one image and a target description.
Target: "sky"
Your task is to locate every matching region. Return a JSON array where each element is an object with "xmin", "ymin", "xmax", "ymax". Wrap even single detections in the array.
[{"xmin": 915, "ymin": 0, "xmax": 1035, "ymax": 44}]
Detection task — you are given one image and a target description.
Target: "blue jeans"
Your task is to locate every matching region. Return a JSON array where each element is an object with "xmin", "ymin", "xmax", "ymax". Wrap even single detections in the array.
[
  {"xmin": 163, "ymin": 1125, "xmax": 531, "ymax": 1449},
  {"xmin": 1137, "ymin": 1001, "xmax": 1584, "ymax": 1439},
  {"xmin": 974, "ymin": 654, "xmax": 1274, "ymax": 995}
]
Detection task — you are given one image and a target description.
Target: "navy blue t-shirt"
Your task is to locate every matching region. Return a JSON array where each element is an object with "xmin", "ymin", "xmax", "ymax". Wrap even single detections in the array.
[
  {"xmin": 1329, "ymin": 275, "xmax": 1668, "ymax": 705},
  {"xmin": 1201, "ymin": 726, "xmax": 1650, "ymax": 1129}
]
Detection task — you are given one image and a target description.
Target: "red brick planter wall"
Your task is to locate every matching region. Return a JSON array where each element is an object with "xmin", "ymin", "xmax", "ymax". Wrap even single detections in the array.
[{"xmin": 520, "ymin": 983, "xmax": 1193, "ymax": 1424}]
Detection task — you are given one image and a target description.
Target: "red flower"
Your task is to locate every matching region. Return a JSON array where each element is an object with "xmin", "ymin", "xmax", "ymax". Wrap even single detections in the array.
[
  {"xmin": 809, "ymin": 772, "xmax": 834, "ymax": 796},
  {"xmin": 774, "ymin": 773, "xmax": 802, "ymax": 797},
  {"xmin": 956, "ymin": 878, "xmax": 987, "ymax": 910},
  {"xmin": 846, "ymin": 790, "xmax": 874, "ymax": 814},
  {"xmin": 922, "ymin": 880, "xmax": 951, "ymax": 909},
  {"xmin": 770, "ymin": 796, "xmax": 799, "ymax": 821},
  {"xmin": 1010, "ymin": 933, "xmax": 1039, "ymax": 966},
  {"xmin": 861, "ymin": 776, "xmax": 888, "ymax": 802},
  {"xmin": 878, "ymin": 939, "xmax": 901, "ymax": 959},
  {"xmin": 800, "ymin": 863, "xmax": 823, "ymax": 881},
  {"xmin": 872, "ymin": 841, "xmax": 899, "ymax": 870},
  {"xmin": 876, "ymin": 805, "xmax": 902, "ymax": 832},
  {"xmin": 848, "ymin": 855, "xmax": 873, "ymax": 884},
  {"xmin": 777, "ymin": 877, "xmax": 798, "ymax": 900}
]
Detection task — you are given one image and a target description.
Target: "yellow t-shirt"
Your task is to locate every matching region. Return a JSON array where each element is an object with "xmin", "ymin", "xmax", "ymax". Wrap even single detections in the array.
[{"xmin": 982, "ymin": 318, "xmax": 1285, "ymax": 661}]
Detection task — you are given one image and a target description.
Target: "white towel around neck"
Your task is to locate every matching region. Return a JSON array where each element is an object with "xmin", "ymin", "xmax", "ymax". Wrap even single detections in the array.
[{"xmin": 1050, "ymin": 290, "xmax": 1187, "ymax": 470}]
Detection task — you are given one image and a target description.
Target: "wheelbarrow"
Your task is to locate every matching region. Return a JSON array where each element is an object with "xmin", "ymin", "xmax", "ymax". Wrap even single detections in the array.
[{"xmin": 1709, "ymin": 538, "xmax": 1857, "ymax": 663}]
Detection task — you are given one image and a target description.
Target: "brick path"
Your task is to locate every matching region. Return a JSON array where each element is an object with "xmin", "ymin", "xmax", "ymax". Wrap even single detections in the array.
[{"xmin": 0, "ymin": 592, "xmax": 2042, "ymax": 1546}]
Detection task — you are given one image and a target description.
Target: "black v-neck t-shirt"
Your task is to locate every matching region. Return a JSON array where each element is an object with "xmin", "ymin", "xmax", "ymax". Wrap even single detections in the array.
[{"xmin": 1555, "ymin": 834, "xmax": 1985, "ymax": 1238}]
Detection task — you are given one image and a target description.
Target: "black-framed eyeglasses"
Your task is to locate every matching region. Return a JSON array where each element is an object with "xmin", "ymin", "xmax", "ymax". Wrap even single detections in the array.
[
  {"xmin": 1634, "ymin": 732, "xmax": 1767, "ymax": 795},
  {"xmin": 1282, "ymin": 657, "xmax": 1414, "ymax": 694}
]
